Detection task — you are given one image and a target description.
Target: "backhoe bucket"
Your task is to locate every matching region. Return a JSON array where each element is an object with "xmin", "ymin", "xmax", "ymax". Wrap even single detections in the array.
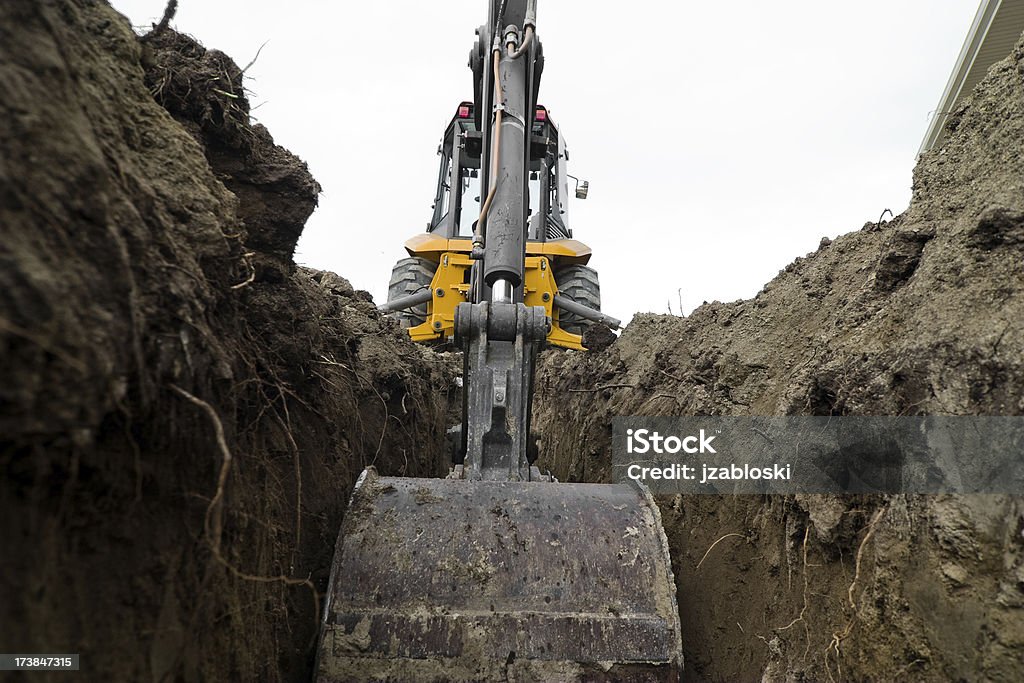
[{"xmin": 316, "ymin": 468, "xmax": 683, "ymax": 682}]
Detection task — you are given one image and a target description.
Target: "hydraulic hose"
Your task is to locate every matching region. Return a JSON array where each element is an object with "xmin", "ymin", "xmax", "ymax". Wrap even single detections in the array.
[
  {"xmin": 474, "ymin": 48, "xmax": 503, "ymax": 246},
  {"xmin": 475, "ymin": 1, "xmax": 536, "ymax": 246},
  {"xmin": 509, "ymin": 0, "xmax": 537, "ymax": 59},
  {"xmin": 507, "ymin": 25, "xmax": 533, "ymax": 59}
]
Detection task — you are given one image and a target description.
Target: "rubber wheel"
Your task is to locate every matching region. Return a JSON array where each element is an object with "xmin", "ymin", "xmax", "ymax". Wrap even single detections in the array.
[
  {"xmin": 555, "ymin": 264, "xmax": 601, "ymax": 335},
  {"xmin": 387, "ymin": 257, "xmax": 436, "ymax": 328}
]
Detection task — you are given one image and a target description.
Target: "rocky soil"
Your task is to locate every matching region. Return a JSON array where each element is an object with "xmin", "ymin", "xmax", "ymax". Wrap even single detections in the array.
[
  {"xmin": 1, "ymin": 3, "xmax": 456, "ymax": 681},
  {"xmin": 536, "ymin": 30, "xmax": 1024, "ymax": 683},
  {"xmin": 3, "ymin": 2, "xmax": 1023, "ymax": 682}
]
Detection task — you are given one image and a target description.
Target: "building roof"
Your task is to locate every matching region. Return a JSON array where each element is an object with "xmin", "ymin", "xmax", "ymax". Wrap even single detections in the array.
[{"xmin": 919, "ymin": 0, "xmax": 1024, "ymax": 154}]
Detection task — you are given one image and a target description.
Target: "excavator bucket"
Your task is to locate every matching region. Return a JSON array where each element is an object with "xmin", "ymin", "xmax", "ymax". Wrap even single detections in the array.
[{"xmin": 316, "ymin": 468, "xmax": 683, "ymax": 682}]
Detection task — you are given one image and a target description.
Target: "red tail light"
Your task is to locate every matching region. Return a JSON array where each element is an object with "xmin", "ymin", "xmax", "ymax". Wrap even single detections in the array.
[
  {"xmin": 535, "ymin": 107, "xmax": 547, "ymax": 121},
  {"xmin": 457, "ymin": 103, "xmax": 472, "ymax": 118}
]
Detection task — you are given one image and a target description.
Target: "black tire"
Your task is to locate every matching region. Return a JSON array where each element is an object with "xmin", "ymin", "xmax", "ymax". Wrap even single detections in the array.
[
  {"xmin": 387, "ymin": 257, "xmax": 436, "ymax": 328},
  {"xmin": 555, "ymin": 264, "xmax": 601, "ymax": 335}
]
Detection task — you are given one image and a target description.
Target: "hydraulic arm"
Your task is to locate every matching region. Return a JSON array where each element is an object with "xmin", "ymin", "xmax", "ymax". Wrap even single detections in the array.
[
  {"xmin": 315, "ymin": 4, "xmax": 683, "ymax": 680},
  {"xmin": 455, "ymin": 0, "xmax": 547, "ymax": 481}
]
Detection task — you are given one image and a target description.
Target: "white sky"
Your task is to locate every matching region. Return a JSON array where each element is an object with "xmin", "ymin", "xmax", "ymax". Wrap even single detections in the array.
[{"xmin": 114, "ymin": 0, "xmax": 980, "ymax": 323}]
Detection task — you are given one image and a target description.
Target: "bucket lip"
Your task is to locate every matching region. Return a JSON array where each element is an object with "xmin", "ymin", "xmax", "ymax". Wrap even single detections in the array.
[
  {"xmin": 352, "ymin": 466, "xmax": 379, "ymax": 494},
  {"xmin": 632, "ymin": 479, "xmax": 686, "ymax": 670},
  {"xmin": 318, "ymin": 467, "xmax": 380, "ymax": 647}
]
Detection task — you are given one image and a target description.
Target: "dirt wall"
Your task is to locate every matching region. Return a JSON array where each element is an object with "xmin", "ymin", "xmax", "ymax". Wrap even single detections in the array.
[
  {"xmin": 535, "ymin": 32, "xmax": 1024, "ymax": 683},
  {"xmin": 0, "ymin": 3, "xmax": 456, "ymax": 681}
]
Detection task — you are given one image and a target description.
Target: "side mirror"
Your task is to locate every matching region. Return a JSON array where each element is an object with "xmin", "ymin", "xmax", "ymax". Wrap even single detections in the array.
[{"xmin": 567, "ymin": 173, "xmax": 589, "ymax": 199}]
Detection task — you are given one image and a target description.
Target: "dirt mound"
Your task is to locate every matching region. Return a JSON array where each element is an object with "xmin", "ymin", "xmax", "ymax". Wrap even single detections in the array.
[
  {"xmin": 0, "ymin": 3, "xmax": 455, "ymax": 681},
  {"xmin": 143, "ymin": 29, "xmax": 321, "ymax": 279},
  {"xmin": 535, "ymin": 33, "xmax": 1024, "ymax": 683}
]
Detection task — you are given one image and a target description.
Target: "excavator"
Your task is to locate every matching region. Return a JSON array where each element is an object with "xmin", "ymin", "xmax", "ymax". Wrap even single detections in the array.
[{"xmin": 315, "ymin": 2, "xmax": 683, "ymax": 680}]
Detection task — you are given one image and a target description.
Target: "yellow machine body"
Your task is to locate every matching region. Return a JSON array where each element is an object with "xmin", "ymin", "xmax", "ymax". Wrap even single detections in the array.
[{"xmin": 403, "ymin": 234, "xmax": 593, "ymax": 350}]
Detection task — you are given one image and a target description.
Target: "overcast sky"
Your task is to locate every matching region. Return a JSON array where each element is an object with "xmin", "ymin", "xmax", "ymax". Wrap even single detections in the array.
[{"xmin": 113, "ymin": 0, "xmax": 981, "ymax": 323}]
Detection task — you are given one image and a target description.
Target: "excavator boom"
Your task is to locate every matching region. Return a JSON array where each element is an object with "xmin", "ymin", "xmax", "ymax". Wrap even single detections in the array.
[{"xmin": 316, "ymin": 3, "xmax": 684, "ymax": 679}]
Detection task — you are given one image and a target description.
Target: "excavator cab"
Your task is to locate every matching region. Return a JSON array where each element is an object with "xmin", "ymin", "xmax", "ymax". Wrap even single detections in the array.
[
  {"xmin": 316, "ymin": 2, "xmax": 683, "ymax": 680},
  {"xmin": 426, "ymin": 102, "xmax": 485, "ymax": 240},
  {"xmin": 383, "ymin": 99, "xmax": 613, "ymax": 350},
  {"xmin": 428, "ymin": 102, "xmax": 571, "ymax": 242}
]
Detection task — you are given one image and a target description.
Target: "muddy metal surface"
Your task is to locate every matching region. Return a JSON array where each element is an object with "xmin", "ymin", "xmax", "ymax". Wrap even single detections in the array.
[{"xmin": 317, "ymin": 469, "xmax": 683, "ymax": 681}]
